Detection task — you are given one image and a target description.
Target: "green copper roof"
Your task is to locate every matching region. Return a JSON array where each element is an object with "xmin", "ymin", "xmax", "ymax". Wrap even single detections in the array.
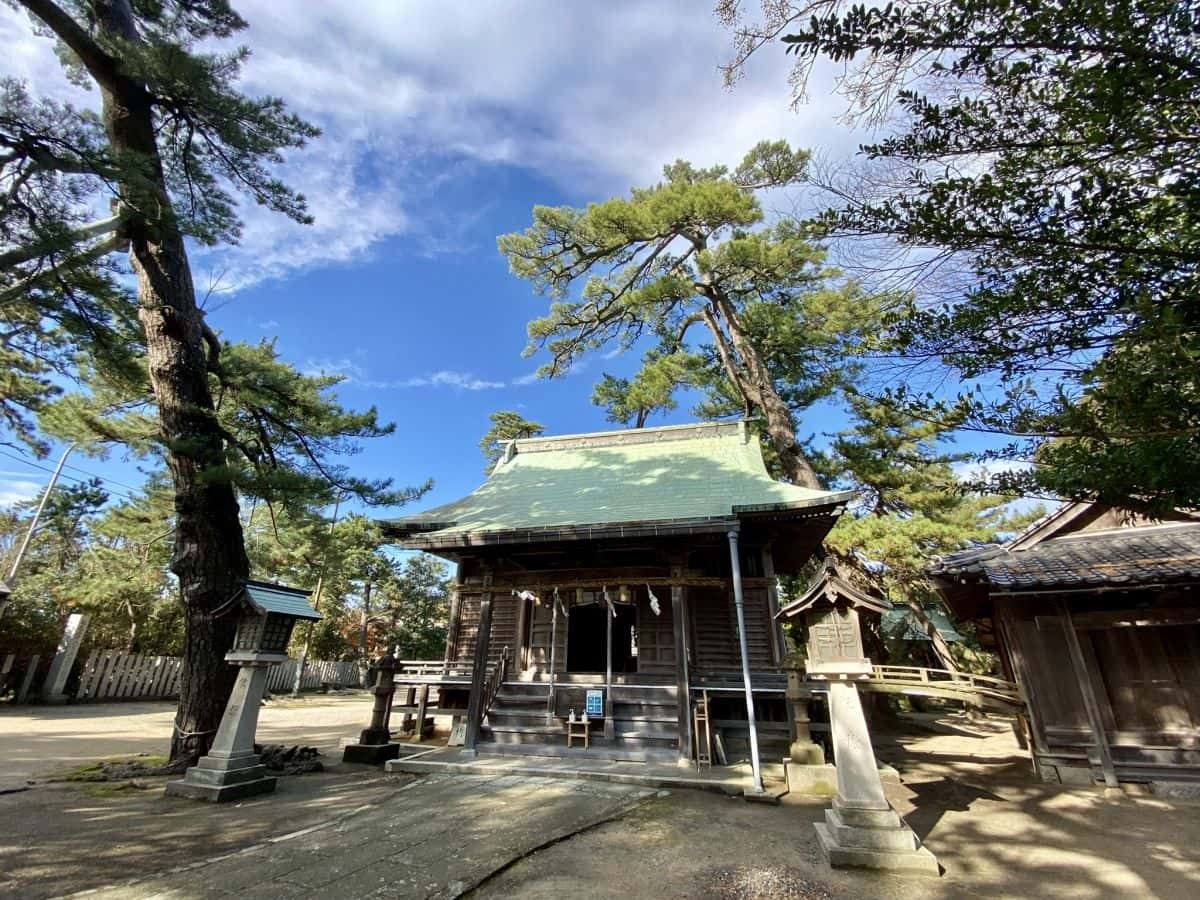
[
  {"xmin": 384, "ymin": 421, "xmax": 853, "ymax": 546},
  {"xmin": 882, "ymin": 607, "xmax": 964, "ymax": 642},
  {"xmin": 241, "ymin": 580, "xmax": 321, "ymax": 621}
]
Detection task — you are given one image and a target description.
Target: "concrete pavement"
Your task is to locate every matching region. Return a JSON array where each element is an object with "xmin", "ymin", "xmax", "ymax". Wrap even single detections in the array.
[{"xmin": 79, "ymin": 774, "xmax": 654, "ymax": 899}]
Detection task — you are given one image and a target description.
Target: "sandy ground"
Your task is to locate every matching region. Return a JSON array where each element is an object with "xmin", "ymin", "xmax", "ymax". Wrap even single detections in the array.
[
  {"xmin": 0, "ymin": 692, "xmax": 371, "ymax": 790},
  {"xmin": 477, "ymin": 716, "xmax": 1200, "ymax": 900},
  {"xmin": 1, "ymin": 700, "xmax": 1198, "ymax": 898}
]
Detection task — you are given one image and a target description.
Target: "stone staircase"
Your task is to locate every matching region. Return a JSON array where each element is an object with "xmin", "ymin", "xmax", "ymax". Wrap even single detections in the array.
[{"xmin": 480, "ymin": 681, "xmax": 681, "ymax": 763}]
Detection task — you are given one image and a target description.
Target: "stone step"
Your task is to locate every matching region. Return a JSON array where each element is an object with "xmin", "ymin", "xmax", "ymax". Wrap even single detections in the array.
[{"xmin": 476, "ymin": 739, "xmax": 681, "ymax": 765}]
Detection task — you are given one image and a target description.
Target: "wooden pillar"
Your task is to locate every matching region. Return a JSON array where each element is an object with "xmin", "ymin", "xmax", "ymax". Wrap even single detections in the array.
[
  {"xmin": 443, "ymin": 564, "xmax": 463, "ymax": 672},
  {"xmin": 604, "ymin": 591, "xmax": 615, "ymax": 739},
  {"xmin": 514, "ymin": 592, "xmax": 530, "ymax": 672},
  {"xmin": 762, "ymin": 545, "xmax": 785, "ymax": 666},
  {"xmin": 462, "ymin": 577, "xmax": 494, "ymax": 755},
  {"xmin": 546, "ymin": 595, "xmax": 560, "ymax": 725},
  {"xmin": 671, "ymin": 563, "xmax": 693, "ymax": 766},
  {"xmin": 414, "ymin": 684, "xmax": 430, "ymax": 742},
  {"xmin": 1055, "ymin": 598, "xmax": 1119, "ymax": 788},
  {"xmin": 728, "ymin": 528, "xmax": 764, "ymax": 794}
]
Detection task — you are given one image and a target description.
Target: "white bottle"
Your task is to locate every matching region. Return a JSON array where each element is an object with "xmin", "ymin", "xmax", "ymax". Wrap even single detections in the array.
[{"xmin": 569, "ymin": 709, "xmax": 576, "ymax": 723}]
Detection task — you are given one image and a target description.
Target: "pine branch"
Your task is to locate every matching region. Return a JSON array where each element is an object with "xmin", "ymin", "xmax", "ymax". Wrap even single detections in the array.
[{"xmin": 16, "ymin": 0, "xmax": 123, "ymax": 92}]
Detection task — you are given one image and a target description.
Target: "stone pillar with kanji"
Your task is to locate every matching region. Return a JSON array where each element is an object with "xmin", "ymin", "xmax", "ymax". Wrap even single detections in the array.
[{"xmin": 806, "ymin": 604, "xmax": 939, "ymax": 875}]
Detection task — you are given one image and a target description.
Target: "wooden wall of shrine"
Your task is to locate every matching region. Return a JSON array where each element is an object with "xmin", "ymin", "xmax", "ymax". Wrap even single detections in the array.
[
  {"xmin": 995, "ymin": 588, "xmax": 1200, "ymax": 780},
  {"xmin": 438, "ymin": 536, "xmax": 785, "ymax": 680}
]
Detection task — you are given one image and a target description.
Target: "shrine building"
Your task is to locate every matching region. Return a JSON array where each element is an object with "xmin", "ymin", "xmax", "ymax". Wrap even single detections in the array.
[
  {"xmin": 931, "ymin": 501, "xmax": 1200, "ymax": 787},
  {"xmin": 382, "ymin": 420, "xmax": 853, "ymax": 765}
]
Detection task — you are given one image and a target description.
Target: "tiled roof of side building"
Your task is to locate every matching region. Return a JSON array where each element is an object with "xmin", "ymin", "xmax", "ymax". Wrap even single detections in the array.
[
  {"xmin": 382, "ymin": 420, "xmax": 854, "ymax": 544},
  {"xmin": 929, "ymin": 522, "xmax": 1200, "ymax": 590}
]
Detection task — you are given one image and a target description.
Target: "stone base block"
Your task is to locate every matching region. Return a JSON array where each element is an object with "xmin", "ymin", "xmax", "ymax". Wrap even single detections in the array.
[
  {"xmin": 165, "ymin": 774, "xmax": 276, "ymax": 803},
  {"xmin": 825, "ymin": 809, "xmax": 917, "ymax": 851},
  {"xmin": 815, "ymin": 822, "xmax": 940, "ymax": 876},
  {"xmin": 164, "ymin": 751, "xmax": 278, "ymax": 803},
  {"xmin": 785, "ymin": 763, "xmax": 838, "ymax": 796},
  {"xmin": 342, "ymin": 742, "xmax": 401, "ymax": 765},
  {"xmin": 831, "ymin": 796, "xmax": 903, "ymax": 828},
  {"xmin": 743, "ymin": 786, "xmax": 787, "ymax": 804},
  {"xmin": 784, "ymin": 762, "xmax": 901, "ymax": 796},
  {"xmin": 787, "ymin": 741, "xmax": 826, "ymax": 766}
]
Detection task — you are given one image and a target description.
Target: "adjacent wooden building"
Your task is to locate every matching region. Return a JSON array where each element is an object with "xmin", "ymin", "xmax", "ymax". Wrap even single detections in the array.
[
  {"xmin": 382, "ymin": 421, "xmax": 852, "ymax": 766},
  {"xmin": 930, "ymin": 502, "xmax": 1200, "ymax": 786}
]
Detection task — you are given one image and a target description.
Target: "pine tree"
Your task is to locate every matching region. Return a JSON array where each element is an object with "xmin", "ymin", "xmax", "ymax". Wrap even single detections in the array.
[
  {"xmin": 500, "ymin": 142, "xmax": 881, "ymax": 484},
  {"xmin": 719, "ymin": 0, "xmax": 1200, "ymax": 512},
  {"xmin": 479, "ymin": 411, "xmax": 545, "ymax": 471},
  {"xmin": 1, "ymin": 0, "xmax": 328, "ymax": 764},
  {"xmin": 819, "ymin": 393, "xmax": 1043, "ymax": 669}
]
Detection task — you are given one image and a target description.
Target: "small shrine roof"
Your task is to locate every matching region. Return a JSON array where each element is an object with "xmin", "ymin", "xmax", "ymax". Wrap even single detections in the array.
[
  {"xmin": 234, "ymin": 580, "xmax": 321, "ymax": 621},
  {"xmin": 776, "ymin": 560, "xmax": 892, "ymax": 618},
  {"xmin": 383, "ymin": 421, "xmax": 853, "ymax": 550}
]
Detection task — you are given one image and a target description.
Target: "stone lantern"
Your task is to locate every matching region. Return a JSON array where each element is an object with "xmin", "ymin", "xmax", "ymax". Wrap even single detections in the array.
[
  {"xmin": 778, "ymin": 561, "xmax": 938, "ymax": 875},
  {"xmin": 166, "ymin": 580, "xmax": 320, "ymax": 803}
]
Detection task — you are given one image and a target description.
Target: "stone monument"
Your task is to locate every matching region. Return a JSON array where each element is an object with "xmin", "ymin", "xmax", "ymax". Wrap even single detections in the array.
[{"xmin": 166, "ymin": 581, "xmax": 320, "ymax": 803}]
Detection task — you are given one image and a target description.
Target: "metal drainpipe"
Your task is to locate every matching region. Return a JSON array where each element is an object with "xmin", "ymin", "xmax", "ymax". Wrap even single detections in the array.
[{"xmin": 728, "ymin": 528, "xmax": 764, "ymax": 794}]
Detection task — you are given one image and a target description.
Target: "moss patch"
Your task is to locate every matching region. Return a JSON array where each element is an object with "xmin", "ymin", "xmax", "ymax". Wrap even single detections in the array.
[{"xmin": 56, "ymin": 755, "xmax": 169, "ymax": 782}]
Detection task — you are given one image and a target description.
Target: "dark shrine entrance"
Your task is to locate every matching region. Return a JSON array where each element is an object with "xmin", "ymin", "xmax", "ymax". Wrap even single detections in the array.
[{"xmin": 566, "ymin": 603, "xmax": 636, "ymax": 673}]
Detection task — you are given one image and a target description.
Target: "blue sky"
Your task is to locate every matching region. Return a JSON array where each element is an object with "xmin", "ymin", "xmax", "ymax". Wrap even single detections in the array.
[{"xmin": 0, "ymin": 2, "xmax": 1012, "ymax": 519}]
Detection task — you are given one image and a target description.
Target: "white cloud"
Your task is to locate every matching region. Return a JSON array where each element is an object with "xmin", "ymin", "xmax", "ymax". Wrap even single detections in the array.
[
  {"xmin": 258, "ymin": 319, "xmax": 280, "ymax": 330},
  {"xmin": 397, "ymin": 371, "xmax": 506, "ymax": 391},
  {"xmin": 0, "ymin": 478, "xmax": 41, "ymax": 508},
  {"xmin": 302, "ymin": 358, "xmax": 508, "ymax": 391},
  {"xmin": 512, "ymin": 371, "xmax": 542, "ymax": 386},
  {"xmin": 953, "ymin": 459, "xmax": 1034, "ymax": 483},
  {"xmin": 303, "ymin": 357, "xmax": 369, "ymax": 381},
  {"xmin": 2, "ymin": 2, "xmax": 862, "ymax": 290}
]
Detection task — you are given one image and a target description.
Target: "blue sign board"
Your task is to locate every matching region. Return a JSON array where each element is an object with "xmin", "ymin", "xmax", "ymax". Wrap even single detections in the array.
[{"xmin": 585, "ymin": 689, "xmax": 604, "ymax": 717}]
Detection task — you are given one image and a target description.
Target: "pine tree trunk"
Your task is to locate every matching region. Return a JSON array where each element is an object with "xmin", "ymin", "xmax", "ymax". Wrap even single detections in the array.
[
  {"xmin": 706, "ymin": 295, "xmax": 823, "ymax": 489},
  {"xmin": 94, "ymin": 2, "xmax": 249, "ymax": 767}
]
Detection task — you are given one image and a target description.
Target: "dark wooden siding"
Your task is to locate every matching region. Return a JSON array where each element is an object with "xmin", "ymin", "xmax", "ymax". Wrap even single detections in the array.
[
  {"xmin": 999, "ymin": 594, "xmax": 1200, "ymax": 775},
  {"xmin": 689, "ymin": 586, "xmax": 773, "ymax": 675},
  {"xmin": 451, "ymin": 594, "xmax": 518, "ymax": 668}
]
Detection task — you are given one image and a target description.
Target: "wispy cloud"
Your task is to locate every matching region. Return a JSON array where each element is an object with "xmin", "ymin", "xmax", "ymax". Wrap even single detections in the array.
[
  {"xmin": 303, "ymin": 357, "xmax": 369, "ymax": 381},
  {"xmin": 395, "ymin": 371, "xmax": 506, "ymax": 391},
  {"xmin": 0, "ymin": 478, "xmax": 41, "ymax": 508},
  {"xmin": 512, "ymin": 371, "xmax": 542, "ymax": 386},
  {"xmin": 258, "ymin": 319, "xmax": 280, "ymax": 330},
  {"xmin": 1, "ymin": 2, "xmax": 860, "ymax": 292},
  {"xmin": 302, "ymin": 358, "xmax": 508, "ymax": 391}
]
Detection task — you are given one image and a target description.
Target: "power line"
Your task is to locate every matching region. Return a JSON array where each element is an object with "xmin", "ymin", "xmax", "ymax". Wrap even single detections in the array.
[{"xmin": 0, "ymin": 448, "xmax": 140, "ymax": 504}]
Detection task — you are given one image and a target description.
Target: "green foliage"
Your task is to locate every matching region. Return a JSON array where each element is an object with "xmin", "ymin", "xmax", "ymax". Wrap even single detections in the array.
[
  {"xmin": 0, "ymin": 2, "xmax": 318, "ymax": 455},
  {"xmin": 39, "ymin": 339, "xmax": 428, "ymax": 511},
  {"xmin": 820, "ymin": 392, "xmax": 1044, "ymax": 611},
  {"xmin": 725, "ymin": 0, "xmax": 1200, "ymax": 512},
  {"xmin": 591, "ymin": 350, "xmax": 695, "ymax": 428},
  {"xmin": 0, "ymin": 477, "xmax": 180, "ymax": 656},
  {"xmin": 479, "ymin": 411, "xmax": 545, "ymax": 471},
  {"xmin": 386, "ymin": 554, "xmax": 451, "ymax": 660}
]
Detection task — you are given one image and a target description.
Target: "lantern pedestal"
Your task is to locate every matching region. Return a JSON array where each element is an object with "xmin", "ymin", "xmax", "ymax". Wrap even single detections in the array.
[
  {"xmin": 811, "ymin": 674, "xmax": 939, "ymax": 876},
  {"xmin": 166, "ymin": 657, "xmax": 279, "ymax": 803}
]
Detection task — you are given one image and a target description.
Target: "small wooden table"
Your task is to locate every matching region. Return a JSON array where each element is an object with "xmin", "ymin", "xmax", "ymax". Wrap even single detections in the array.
[{"xmin": 567, "ymin": 717, "xmax": 591, "ymax": 749}]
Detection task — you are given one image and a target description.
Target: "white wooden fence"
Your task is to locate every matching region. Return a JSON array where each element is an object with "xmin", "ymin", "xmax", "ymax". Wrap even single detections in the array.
[{"xmin": 75, "ymin": 650, "xmax": 360, "ymax": 701}]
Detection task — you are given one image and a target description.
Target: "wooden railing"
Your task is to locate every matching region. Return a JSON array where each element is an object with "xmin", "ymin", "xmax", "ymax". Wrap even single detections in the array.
[
  {"xmin": 482, "ymin": 647, "xmax": 510, "ymax": 719},
  {"xmin": 865, "ymin": 665, "xmax": 1023, "ymax": 707}
]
